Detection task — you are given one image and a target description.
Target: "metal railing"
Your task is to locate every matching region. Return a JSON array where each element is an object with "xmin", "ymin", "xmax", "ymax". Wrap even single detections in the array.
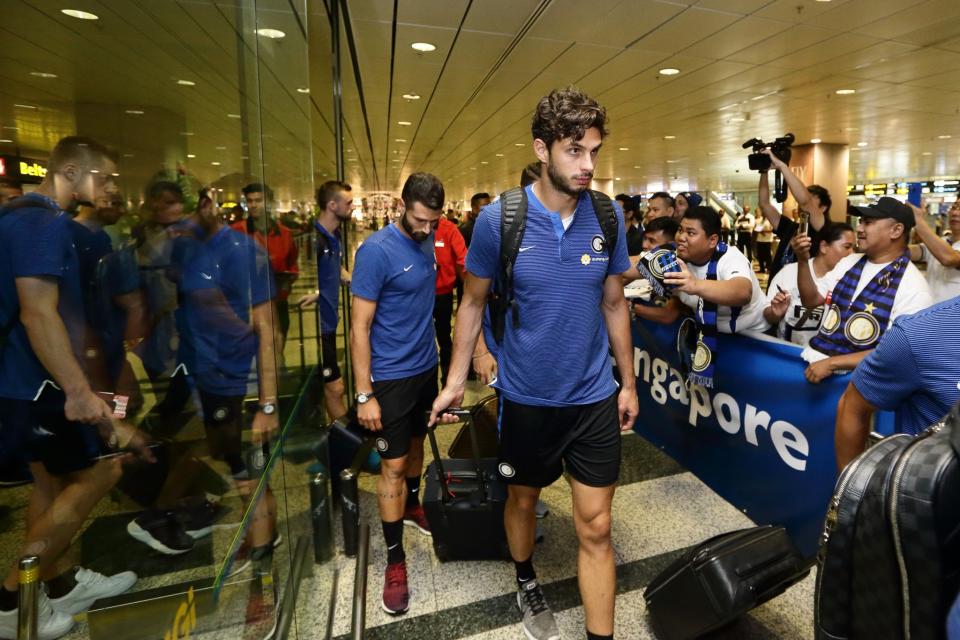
[{"xmin": 350, "ymin": 524, "xmax": 369, "ymax": 640}]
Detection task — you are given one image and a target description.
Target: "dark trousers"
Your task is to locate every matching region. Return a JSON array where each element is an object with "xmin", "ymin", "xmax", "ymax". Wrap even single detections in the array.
[
  {"xmin": 756, "ymin": 242, "xmax": 772, "ymax": 274},
  {"xmin": 433, "ymin": 292, "xmax": 454, "ymax": 386},
  {"xmin": 736, "ymin": 233, "xmax": 753, "ymax": 261},
  {"xmin": 277, "ymin": 299, "xmax": 291, "ymax": 341}
]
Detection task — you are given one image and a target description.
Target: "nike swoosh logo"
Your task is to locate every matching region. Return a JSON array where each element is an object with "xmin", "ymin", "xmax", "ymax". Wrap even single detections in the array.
[
  {"xmin": 518, "ymin": 246, "xmax": 536, "ymax": 252},
  {"xmin": 34, "ymin": 426, "xmax": 54, "ymax": 437},
  {"xmin": 957, "ymin": 381, "xmax": 960, "ymax": 391},
  {"xmin": 403, "ymin": 265, "xmax": 414, "ymax": 272},
  {"xmin": 200, "ymin": 272, "xmax": 213, "ymax": 280}
]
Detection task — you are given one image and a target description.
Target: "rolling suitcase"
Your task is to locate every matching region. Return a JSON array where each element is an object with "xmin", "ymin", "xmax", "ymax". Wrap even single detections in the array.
[
  {"xmin": 422, "ymin": 409, "xmax": 509, "ymax": 562},
  {"xmin": 815, "ymin": 403, "xmax": 960, "ymax": 640},
  {"xmin": 643, "ymin": 525, "xmax": 809, "ymax": 640}
]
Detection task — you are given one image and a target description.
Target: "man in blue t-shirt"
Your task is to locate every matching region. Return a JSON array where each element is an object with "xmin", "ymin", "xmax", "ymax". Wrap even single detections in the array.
[
  {"xmin": 350, "ymin": 172, "xmax": 443, "ymax": 617},
  {"xmin": 298, "ymin": 180, "xmax": 353, "ymax": 421},
  {"xmin": 835, "ymin": 295, "xmax": 960, "ymax": 469},
  {"xmin": 0, "ymin": 136, "xmax": 145, "ymax": 637},
  {"xmin": 430, "ymin": 88, "xmax": 639, "ymax": 640}
]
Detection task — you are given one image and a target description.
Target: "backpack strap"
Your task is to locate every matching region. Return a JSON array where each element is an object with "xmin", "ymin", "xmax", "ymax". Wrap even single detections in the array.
[
  {"xmin": 588, "ymin": 190, "xmax": 619, "ymax": 259},
  {"xmin": 491, "ymin": 187, "xmax": 528, "ymax": 345}
]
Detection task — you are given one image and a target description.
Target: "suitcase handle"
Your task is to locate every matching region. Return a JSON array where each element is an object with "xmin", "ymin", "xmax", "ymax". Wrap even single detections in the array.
[{"xmin": 425, "ymin": 409, "xmax": 488, "ymax": 504}]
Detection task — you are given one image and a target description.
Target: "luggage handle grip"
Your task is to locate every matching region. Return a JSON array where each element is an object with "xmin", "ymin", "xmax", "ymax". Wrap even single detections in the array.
[{"xmin": 425, "ymin": 409, "xmax": 488, "ymax": 504}]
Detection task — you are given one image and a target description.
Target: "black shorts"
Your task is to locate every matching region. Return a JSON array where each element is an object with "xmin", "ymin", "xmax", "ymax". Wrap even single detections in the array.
[
  {"xmin": 372, "ymin": 367, "xmax": 437, "ymax": 459},
  {"xmin": 0, "ymin": 389, "xmax": 107, "ymax": 476},
  {"xmin": 320, "ymin": 333, "xmax": 342, "ymax": 383},
  {"xmin": 497, "ymin": 392, "xmax": 621, "ymax": 488},
  {"xmin": 198, "ymin": 390, "xmax": 250, "ymax": 479}
]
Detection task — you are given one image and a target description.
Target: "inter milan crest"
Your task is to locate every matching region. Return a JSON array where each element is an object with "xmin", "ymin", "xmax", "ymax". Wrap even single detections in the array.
[
  {"xmin": 844, "ymin": 312, "xmax": 880, "ymax": 346},
  {"xmin": 591, "ymin": 234, "xmax": 606, "ymax": 253},
  {"xmin": 820, "ymin": 304, "xmax": 841, "ymax": 335},
  {"xmin": 692, "ymin": 340, "xmax": 712, "ymax": 373},
  {"xmin": 498, "ymin": 462, "xmax": 516, "ymax": 478},
  {"xmin": 376, "ymin": 438, "xmax": 388, "ymax": 453}
]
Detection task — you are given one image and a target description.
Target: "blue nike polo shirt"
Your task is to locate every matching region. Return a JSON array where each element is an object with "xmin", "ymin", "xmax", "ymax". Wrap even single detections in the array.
[{"xmin": 315, "ymin": 221, "xmax": 342, "ymax": 335}]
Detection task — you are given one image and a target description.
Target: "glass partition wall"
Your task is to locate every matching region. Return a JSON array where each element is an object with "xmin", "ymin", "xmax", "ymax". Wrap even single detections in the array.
[{"xmin": 0, "ymin": 1, "xmax": 340, "ymax": 638}]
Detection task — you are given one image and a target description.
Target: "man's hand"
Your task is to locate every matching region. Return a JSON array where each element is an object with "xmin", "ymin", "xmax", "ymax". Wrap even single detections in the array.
[
  {"xmin": 472, "ymin": 353, "xmax": 497, "ymax": 385},
  {"xmin": 662, "ymin": 258, "xmax": 698, "ymax": 294},
  {"xmin": 805, "ymin": 359, "xmax": 836, "ymax": 384},
  {"xmin": 358, "ymin": 398, "xmax": 383, "ymax": 431},
  {"xmin": 110, "ymin": 420, "xmax": 157, "ymax": 464},
  {"xmin": 428, "ymin": 386, "xmax": 466, "ymax": 427},
  {"xmin": 297, "ymin": 293, "xmax": 319, "ymax": 308},
  {"xmin": 768, "ymin": 291, "xmax": 791, "ymax": 320},
  {"xmin": 791, "ymin": 234, "xmax": 813, "ymax": 261},
  {"xmin": 618, "ymin": 386, "xmax": 640, "ymax": 432},
  {"xmin": 760, "ymin": 148, "xmax": 788, "ymax": 172},
  {"xmin": 252, "ymin": 410, "xmax": 280, "ymax": 442},
  {"xmin": 65, "ymin": 388, "xmax": 113, "ymax": 425}
]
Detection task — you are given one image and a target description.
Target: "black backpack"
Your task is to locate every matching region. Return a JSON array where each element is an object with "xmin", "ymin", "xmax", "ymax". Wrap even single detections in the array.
[{"xmin": 489, "ymin": 187, "xmax": 618, "ymax": 345}]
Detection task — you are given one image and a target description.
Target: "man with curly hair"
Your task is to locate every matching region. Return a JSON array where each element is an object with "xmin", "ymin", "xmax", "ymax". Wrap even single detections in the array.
[{"xmin": 432, "ymin": 87, "xmax": 638, "ymax": 640}]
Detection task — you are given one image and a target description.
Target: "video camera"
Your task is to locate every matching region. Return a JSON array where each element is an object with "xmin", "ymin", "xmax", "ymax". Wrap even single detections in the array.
[{"xmin": 742, "ymin": 133, "xmax": 795, "ymax": 202}]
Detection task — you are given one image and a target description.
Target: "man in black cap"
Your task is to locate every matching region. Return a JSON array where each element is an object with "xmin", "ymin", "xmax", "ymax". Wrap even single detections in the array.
[{"xmin": 793, "ymin": 196, "xmax": 932, "ymax": 384}]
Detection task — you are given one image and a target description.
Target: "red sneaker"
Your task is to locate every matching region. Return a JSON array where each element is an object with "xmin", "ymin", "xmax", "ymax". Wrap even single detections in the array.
[
  {"xmin": 381, "ymin": 561, "xmax": 410, "ymax": 616},
  {"xmin": 402, "ymin": 504, "xmax": 432, "ymax": 536}
]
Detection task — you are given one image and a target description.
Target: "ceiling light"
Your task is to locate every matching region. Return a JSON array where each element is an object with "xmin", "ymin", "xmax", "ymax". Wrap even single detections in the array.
[
  {"xmin": 211, "ymin": 162, "xmax": 221, "ymax": 166},
  {"xmin": 615, "ymin": 177, "xmax": 621, "ymax": 181},
  {"xmin": 401, "ymin": 93, "xmax": 420, "ymax": 100},
  {"xmin": 186, "ymin": 154, "xmax": 196, "ymax": 158},
  {"xmin": 216, "ymin": 146, "xmax": 227, "ymax": 150},
  {"xmin": 810, "ymin": 138, "xmax": 822, "ymax": 144},
  {"xmin": 397, "ymin": 121, "xmax": 411, "ymax": 126},
  {"xmin": 495, "ymin": 153, "xmax": 504, "ymax": 157},
  {"xmin": 922, "ymin": 152, "xmax": 933, "ymax": 156},
  {"xmin": 663, "ymin": 135, "xmax": 676, "ymax": 140},
  {"xmin": 176, "ymin": 79, "xmax": 196, "ymax": 86},
  {"xmin": 938, "ymin": 134, "xmax": 952, "ymax": 139},
  {"xmin": 514, "ymin": 143, "xmax": 525, "ymax": 147},
  {"xmin": 730, "ymin": 117, "xmax": 745, "ymax": 122},
  {"xmin": 181, "ymin": 132, "xmax": 194, "ymax": 136},
  {"xmin": 256, "ymin": 28, "xmax": 286, "ymax": 39},
  {"xmin": 13, "ymin": 104, "xmax": 37, "ymax": 110},
  {"xmin": 618, "ymin": 147, "xmax": 629, "ymax": 151},
  {"xmin": 296, "ymin": 87, "xmax": 310, "ymax": 94},
  {"xmin": 857, "ymin": 141, "xmax": 868, "ymax": 147},
  {"xmin": 227, "ymin": 113, "xmax": 241, "ymax": 119},
  {"xmin": 481, "ymin": 161, "xmax": 489, "ymax": 165},
  {"xmin": 666, "ymin": 160, "xmax": 678, "ymax": 163},
  {"xmin": 633, "ymin": 165, "xmax": 641, "ymax": 169},
  {"xmin": 835, "ymin": 89, "xmax": 856, "ymax": 95},
  {"xmin": 0, "ymin": 139, "xmax": 12, "ymax": 144},
  {"xmin": 61, "ymin": 9, "xmax": 98, "ymax": 20},
  {"xmin": 845, "ymin": 127, "xmax": 858, "ymax": 131},
  {"xmin": 125, "ymin": 109, "xmax": 144, "ymax": 115},
  {"xmin": 659, "ymin": 68, "xmax": 680, "ymax": 76},
  {"xmin": 394, "ymin": 138, "xmax": 406, "ymax": 142},
  {"xmin": 30, "ymin": 72, "xmax": 57, "ymax": 79},
  {"xmin": 411, "ymin": 42, "xmax": 436, "ymax": 52},
  {"xmin": 122, "ymin": 153, "xmax": 134, "ymax": 158}
]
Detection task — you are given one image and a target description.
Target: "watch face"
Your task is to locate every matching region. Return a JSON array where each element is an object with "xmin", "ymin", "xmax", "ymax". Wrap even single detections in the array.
[
  {"xmin": 262, "ymin": 403, "xmax": 276, "ymax": 415},
  {"xmin": 357, "ymin": 393, "xmax": 369, "ymax": 403}
]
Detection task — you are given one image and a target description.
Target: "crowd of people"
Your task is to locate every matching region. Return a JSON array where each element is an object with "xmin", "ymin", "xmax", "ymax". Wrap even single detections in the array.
[{"xmin": 1, "ymin": 82, "xmax": 959, "ymax": 640}]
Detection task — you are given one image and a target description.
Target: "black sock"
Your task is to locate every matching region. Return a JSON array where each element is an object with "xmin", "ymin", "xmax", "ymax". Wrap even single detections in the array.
[
  {"xmin": 586, "ymin": 633, "xmax": 613, "ymax": 640},
  {"xmin": 405, "ymin": 476, "xmax": 420, "ymax": 508},
  {"xmin": 0, "ymin": 586, "xmax": 17, "ymax": 612},
  {"xmin": 382, "ymin": 519, "xmax": 405, "ymax": 564},
  {"xmin": 45, "ymin": 567, "xmax": 78, "ymax": 599},
  {"xmin": 514, "ymin": 556, "xmax": 536, "ymax": 585}
]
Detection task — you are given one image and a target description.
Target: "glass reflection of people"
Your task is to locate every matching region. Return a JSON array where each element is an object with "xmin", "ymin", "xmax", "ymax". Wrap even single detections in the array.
[
  {"xmin": 0, "ymin": 177, "xmax": 23, "ymax": 206},
  {"xmin": 178, "ymin": 189, "xmax": 280, "ymax": 571},
  {"xmin": 0, "ymin": 137, "xmax": 150, "ymax": 639},
  {"xmin": 232, "ymin": 183, "xmax": 298, "ymax": 349}
]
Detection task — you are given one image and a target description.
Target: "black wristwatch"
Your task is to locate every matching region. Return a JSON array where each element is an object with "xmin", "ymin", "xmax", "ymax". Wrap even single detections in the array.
[
  {"xmin": 258, "ymin": 402, "xmax": 277, "ymax": 415},
  {"xmin": 356, "ymin": 391, "xmax": 374, "ymax": 404}
]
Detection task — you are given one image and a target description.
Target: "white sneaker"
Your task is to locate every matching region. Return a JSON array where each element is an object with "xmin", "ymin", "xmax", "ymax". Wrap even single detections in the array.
[
  {"xmin": 47, "ymin": 568, "xmax": 138, "ymax": 616},
  {"xmin": 0, "ymin": 591, "xmax": 75, "ymax": 640}
]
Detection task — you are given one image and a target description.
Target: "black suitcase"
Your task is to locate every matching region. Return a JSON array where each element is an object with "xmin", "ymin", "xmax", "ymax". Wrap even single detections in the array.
[
  {"xmin": 422, "ymin": 409, "xmax": 509, "ymax": 562},
  {"xmin": 815, "ymin": 403, "xmax": 960, "ymax": 640},
  {"xmin": 643, "ymin": 525, "xmax": 809, "ymax": 640}
]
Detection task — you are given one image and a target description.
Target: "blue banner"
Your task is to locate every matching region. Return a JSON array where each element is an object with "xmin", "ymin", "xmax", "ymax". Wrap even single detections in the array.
[{"xmin": 631, "ymin": 318, "xmax": 892, "ymax": 558}]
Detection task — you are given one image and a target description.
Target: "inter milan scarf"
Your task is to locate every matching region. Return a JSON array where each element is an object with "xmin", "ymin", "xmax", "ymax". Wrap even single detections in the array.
[
  {"xmin": 808, "ymin": 250, "xmax": 910, "ymax": 357},
  {"xmin": 635, "ymin": 242, "xmax": 679, "ymax": 305},
  {"xmin": 688, "ymin": 242, "xmax": 740, "ymax": 389}
]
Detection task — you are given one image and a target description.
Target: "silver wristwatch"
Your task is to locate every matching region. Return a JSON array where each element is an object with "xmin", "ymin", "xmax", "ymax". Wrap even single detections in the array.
[
  {"xmin": 356, "ymin": 391, "xmax": 374, "ymax": 404},
  {"xmin": 259, "ymin": 402, "xmax": 277, "ymax": 415}
]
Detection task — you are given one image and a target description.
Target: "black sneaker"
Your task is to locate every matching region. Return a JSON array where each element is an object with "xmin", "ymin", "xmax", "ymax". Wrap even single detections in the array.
[
  {"xmin": 127, "ymin": 511, "xmax": 195, "ymax": 555},
  {"xmin": 177, "ymin": 497, "xmax": 229, "ymax": 539}
]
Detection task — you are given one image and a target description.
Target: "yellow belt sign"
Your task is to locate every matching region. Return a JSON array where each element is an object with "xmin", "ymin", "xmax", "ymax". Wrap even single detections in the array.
[{"xmin": 164, "ymin": 587, "xmax": 197, "ymax": 640}]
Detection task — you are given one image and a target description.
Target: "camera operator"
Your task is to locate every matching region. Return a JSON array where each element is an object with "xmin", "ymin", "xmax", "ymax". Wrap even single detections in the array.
[{"xmin": 757, "ymin": 149, "xmax": 832, "ymax": 281}]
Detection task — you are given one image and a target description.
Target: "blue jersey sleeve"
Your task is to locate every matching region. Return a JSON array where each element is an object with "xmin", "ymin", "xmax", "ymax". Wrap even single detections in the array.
[
  {"xmin": 608, "ymin": 206, "xmax": 630, "ymax": 276},
  {"xmin": 851, "ymin": 322, "xmax": 919, "ymax": 410},
  {"xmin": 12, "ymin": 211, "xmax": 70, "ymax": 279},
  {"xmin": 351, "ymin": 242, "xmax": 388, "ymax": 302},
  {"xmin": 247, "ymin": 241, "xmax": 274, "ymax": 306},
  {"xmin": 465, "ymin": 204, "xmax": 500, "ymax": 279}
]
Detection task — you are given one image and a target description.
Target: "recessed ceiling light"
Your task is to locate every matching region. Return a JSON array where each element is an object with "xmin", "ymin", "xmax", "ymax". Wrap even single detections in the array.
[
  {"xmin": 125, "ymin": 109, "xmax": 144, "ymax": 115},
  {"xmin": 411, "ymin": 42, "xmax": 436, "ymax": 52},
  {"xmin": 30, "ymin": 72, "xmax": 58, "ymax": 79},
  {"xmin": 122, "ymin": 153, "xmax": 134, "ymax": 158},
  {"xmin": 296, "ymin": 87, "xmax": 310, "ymax": 94},
  {"xmin": 13, "ymin": 104, "xmax": 37, "ymax": 110},
  {"xmin": 618, "ymin": 147, "xmax": 629, "ymax": 151},
  {"xmin": 401, "ymin": 93, "xmax": 420, "ymax": 100},
  {"xmin": 0, "ymin": 139, "xmax": 12, "ymax": 144},
  {"xmin": 810, "ymin": 138, "xmax": 822, "ymax": 144},
  {"xmin": 730, "ymin": 117, "xmax": 745, "ymax": 122},
  {"xmin": 181, "ymin": 132, "xmax": 194, "ymax": 136},
  {"xmin": 61, "ymin": 9, "xmax": 98, "ymax": 20},
  {"xmin": 938, "ymin": 134, "xmax": 952, "ymax": 139},
  {"xmin": 395, "ymin": 138, "xmax": 406, "ymax": 142},
  {"xmin": 666, "ymin": 159, "xmax": 678, "ymax": 163},
  {"xmin": 186, "ymin": 154, "xmax": 196, "ymax": 158},
  {"xmin": 256, "ymin": 28, "xmax": 286, "ymax": 39},
  {"xmin": 663, "ymin": 135, "xmax": 676, "ymax": 140},
  {"xmin": 211, "ymin": 161, "xmax": 221, "ymax": 166},
  {"xmin": 835, "ymin": 89, "xmax": 856, "ymax": 95},
  {"xmin": 227, "ymin": 113, "xmax": 241, "ymax": 119},
  {"xmin": 495, "ymin": 153, "xmax": 504, "ymax": 157},
  {"xmin": 707, "ymin": 152, "xmax": 717, "ymax": 156},
  {"xmin": 514, "ymin": 143, "xmax": 525, "ymax": 147},
  {"xmin": 659, "ymin": 68, "xmax": 680, "ymax": 76},
  {"xmin": 176, "ymin": 79, "xmax": 196, "ymax": 86},
  {"xmin": 633, "ymin": 165, "xmax": 641, "ymax": 169},
  {"xmin": 922, "ymin": 151, "xmax": 933, "ymax": 156},
  {"xmin": 397, "ymin": 121, "xmax": 411, "ymax": 126},
  {"xmin": 845, "ymin": 127, "xmax": 858, "ymax": 131},
  {"xmin": 216, "ymin": 146, "xmax": 227, "ymax": 150},
  {"xmin": 615, "ymin": 177, "xmax": 621, "ymax": 181},
  {"xmin": 481, "ymin": 161, "xmax": 489, "ymax": 165},
  {"xmin": 857, "ymin": 141, "xmax": 868, "ymax": 147}
]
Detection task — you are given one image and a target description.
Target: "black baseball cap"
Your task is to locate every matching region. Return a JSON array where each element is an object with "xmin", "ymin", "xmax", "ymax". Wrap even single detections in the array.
[{"xmin": 853, "ymin": 196, "xmax": 915, "ymax": 228}]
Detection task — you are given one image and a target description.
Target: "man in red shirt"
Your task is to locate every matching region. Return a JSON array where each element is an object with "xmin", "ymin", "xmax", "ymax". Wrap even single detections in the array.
[
  {"xmin": 232, "ymin": 183, "xmax": 298, "ymax": 346},
  {"xmin": 433, "ymin": 216, "xmax": 467, "ymax": 385}
]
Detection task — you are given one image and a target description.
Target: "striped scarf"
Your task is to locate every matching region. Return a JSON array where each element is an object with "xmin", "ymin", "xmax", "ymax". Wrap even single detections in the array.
[
  {"xmin": 808, "ymin": 250, "xmax": 910, "ymax": 357},
  {"xmin": 688, "ymin": 243, "xmax": 738, "ymax": 389}
]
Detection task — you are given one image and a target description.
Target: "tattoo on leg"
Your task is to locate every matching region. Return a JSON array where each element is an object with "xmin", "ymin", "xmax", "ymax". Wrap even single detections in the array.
[{"xmin": 377, "ymin": 489, "xmax": 404, "ymax": 499}]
